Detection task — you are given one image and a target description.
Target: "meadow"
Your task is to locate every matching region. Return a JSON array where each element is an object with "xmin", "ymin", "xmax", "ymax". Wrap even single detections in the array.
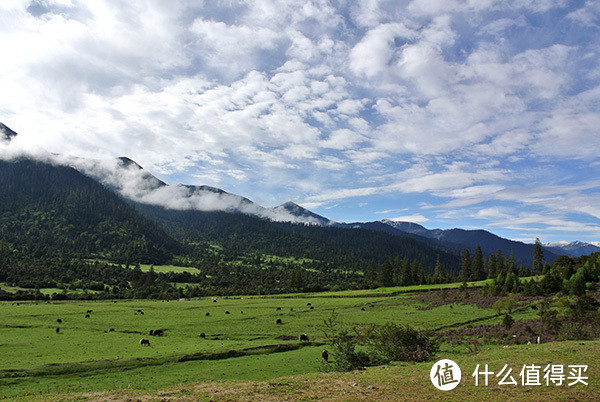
[{"xmin": 0, "ymin": 285, "xmax": 598, "ymax": 400}]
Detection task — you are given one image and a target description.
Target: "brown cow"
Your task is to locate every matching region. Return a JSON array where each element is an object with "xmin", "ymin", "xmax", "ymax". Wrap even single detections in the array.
[{"xmin": 140, "ymin": 338, "xmax": 151, "ymax": 346}]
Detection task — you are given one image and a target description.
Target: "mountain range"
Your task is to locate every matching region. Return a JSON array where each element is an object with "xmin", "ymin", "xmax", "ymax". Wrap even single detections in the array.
[{"xmin": 1, "ymin": 122, "xmax": 596, "ymax": 270}]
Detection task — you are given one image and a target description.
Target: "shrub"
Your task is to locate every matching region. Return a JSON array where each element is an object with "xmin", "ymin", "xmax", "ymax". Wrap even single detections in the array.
[
  {"xmin": 366, "ymin": 323, "xmax": 438, "ymax": 363},
  {"xmin": 321, "ymin": 312, "xmax": 372, "ymax": 371},
  {"xmin": 502, "ymin": 314, "xmax": 515, "ymax": 329}
]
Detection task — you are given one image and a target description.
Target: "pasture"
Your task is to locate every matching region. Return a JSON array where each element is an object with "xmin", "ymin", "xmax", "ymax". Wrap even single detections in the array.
[{"xmin": 0, "ymin": 287, "xmax": 598, "ymax": 400}]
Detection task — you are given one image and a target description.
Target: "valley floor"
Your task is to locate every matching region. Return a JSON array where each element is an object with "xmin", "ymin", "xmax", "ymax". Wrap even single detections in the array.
[
  {"xmin": 51, "ymin": 340, "xmax": 600, "ymax": 401},
  {"xmin": 0, "ymin": 285, "xmax": 598, "ymax": 401}
]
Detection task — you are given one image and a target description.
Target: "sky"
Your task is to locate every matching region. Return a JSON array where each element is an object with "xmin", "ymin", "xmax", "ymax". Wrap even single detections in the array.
[{"xmin": 1, "ymin": 0, "xmax": 599, "ymax": 243}]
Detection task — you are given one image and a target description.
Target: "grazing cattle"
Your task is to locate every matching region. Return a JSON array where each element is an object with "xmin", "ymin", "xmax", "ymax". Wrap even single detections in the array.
[
  {"xmin": 153, "ymin": 329, "xmax": 164, "ymax": 336},
  {"xmin": 531, "ymin": 305, "xmax": 538, "ymax": 310},
  {"xmin": 450, "ymin": 305, "xmax": 453, "ymax": 309},
  {"xmin": 310, "ymin": 306, "xmax": 314, "ymax": 310},
  {"xmin": 200, "ymin": 332, "xmax": 206, "ymax": 338},
  {"xmin": 108, "ymin": 328, "xmax": 115, "ymax": 332},
  {"xmin": 85, "ymin": 314, "xmax": 90, "ymax": 318},
  {"xmin": 240, "ymin": 311, "xmax": 244, "ymax": 314},
  {"xmin": 140, "ymin": 311, "xmax": 144, "ymax": 315},
  {"xmin": 213, "ymin": 299, "xmax": 217, "ymax": 303},
  {"xmin": 56, "ymin": 327, "xmax": 60, "ymax": 334},
  {"xmin": 290, "ymin": 308, "xmax": 294, "ymax": 311},
  {"xmin": 205, "ymin": 312, "xmax": 210, "ymax": 316},
  {"xmin": 307, "ymin": 303, "xmax": 311, "ymax": 306},
  {"xmin": 276, "ymin": 319, "xmax": 283, "ymax": 324},
  {"xmin": 225, "ymin": 311, "xmax": 230, "ymax": 314},
  {"xmin": 86, "ymin": 310, "xmax": 93, "ymax": 314},
  {"xmin": 361, "ymin": 307, "xmax": 365, "ymax": 311},
  {"xmin": 276, "ymin": 307, "xmax": 282, "ymax": 311},
  {"xmin": 57, "ymin": 318, "xmax": 62, "ymax": 323},
  {"xmin": 139, "ymin": 338, "xmax": 151, "ymax": 346},
  {"xmin": 322, "ymin": 350, "xmax": 329, "ymax": 363},
  {"xmin": 299, "ymin": 334, "xmax": 309, "ymax": 341},
  {"xmin": 149, "ymin": 330, "xmax": 154, "ymax": 336},
  {"xmin": 369, "ymin": 304, "xmax": 374, "ymax": 308}
]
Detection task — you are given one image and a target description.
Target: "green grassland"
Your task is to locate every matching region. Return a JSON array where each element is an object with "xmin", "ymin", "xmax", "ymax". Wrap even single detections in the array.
[{"xmin": 0, "ymin": 287, "xmax": 597, "ymax": 400}]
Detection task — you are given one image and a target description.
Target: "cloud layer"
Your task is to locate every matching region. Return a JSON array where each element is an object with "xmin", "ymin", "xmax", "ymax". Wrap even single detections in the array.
[{"xmin": 1, "ymin": 0, "xmax": 599, "ymax": 241}]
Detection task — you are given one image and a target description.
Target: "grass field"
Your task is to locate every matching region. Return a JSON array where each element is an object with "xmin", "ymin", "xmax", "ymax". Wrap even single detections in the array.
[{"xmin": 0, "ymin": 285, "xmax": 598, "ymax": 400}]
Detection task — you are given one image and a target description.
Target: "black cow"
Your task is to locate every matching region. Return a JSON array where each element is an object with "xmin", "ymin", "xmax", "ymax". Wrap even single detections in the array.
[
  {"xmin": 322, "ymin": 350, "xmax": 329, "ymax": 363},
  {"xmin": 225, "ymin": 311, "xmax": 230, "ymax": 314},
  {"xmin": 200, "ymin": 332, "xmax": 206, "ymax": 338},
  {"xmin": 57, "ymin": 318, "xmax": 62, "ymax": 323},
  {"xmin": 85, "ymin": 314, "xmax": 90, "ymax": 318},
  {"xmin": 361, "ymin": 307, "xmax": 365, "ymax": 311},
  {"xmin": 276, "ymin": 307, "xmax": 282, "ymax": 311},
  {"xmin": 310, "ymin": 306, "xmax": 314, "ymax": 310},
  {"xmin": 206, "ymin": 312, "xmax": 210, "ymax": 316},
  {"xmin": 140, "ymin": 338, "xmax": 151, "ymax": 346},
  {"xmin": 56, "ymin": 327, "xmax": 60, "ymax": 334},
  {"xmin": 276, "ymin": 319, "xmax": 283, "ymax": 324},
  {"xmin": 299, "ymin": 334, "xmax": 309, "ymax": 341}
]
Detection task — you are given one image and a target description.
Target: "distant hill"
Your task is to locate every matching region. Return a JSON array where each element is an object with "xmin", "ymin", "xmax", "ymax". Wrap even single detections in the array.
[
  {"xmin": 0, "ymin": 158, "xmax": 179, "ymax": 263},
  {"xmin": 135, "ymin": 203, "xmax": 462, "ymax": 273},
  {"xmin": 379, "ymin": 220, "xmax": 560, "ymax": 267},
  {"xmin": 544, "ymin": 241, "xmax": 600, "ymax": 257}
]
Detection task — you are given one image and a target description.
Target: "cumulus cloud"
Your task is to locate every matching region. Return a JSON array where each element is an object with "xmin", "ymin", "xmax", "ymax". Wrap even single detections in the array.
[{"xmin": 1, "ymin": 0, "xmax": 599, "ymax": 241}]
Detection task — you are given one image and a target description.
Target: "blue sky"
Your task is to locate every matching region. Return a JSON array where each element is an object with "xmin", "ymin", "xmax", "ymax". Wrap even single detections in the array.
[{"xmin": 1, "ymin": 0, "xmax": 599, "ymax": 242}]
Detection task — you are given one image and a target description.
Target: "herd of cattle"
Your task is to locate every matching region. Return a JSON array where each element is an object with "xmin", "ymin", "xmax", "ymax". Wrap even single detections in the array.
[{"xmin": 54, "ymin": 302, "xmax": 322, "ymax": 354}]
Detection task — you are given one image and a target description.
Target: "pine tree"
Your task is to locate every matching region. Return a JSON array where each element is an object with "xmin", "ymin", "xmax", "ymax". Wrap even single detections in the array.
[
  {"xmin": 378, "ymin": 257, "xmax": 394, "ymax": 287},
  {"xmin": 433, "ymin": 254, "xmax": 443, "ymax": 284},
  {"xmin": 495, "ymin": 250, "xmax": 505, "ymax": 275},
  {"xmin": 506, "ymin": 249, "xmax": 516, "ymax": 275},
  {"xmin": 532, "ymin": 238, "xmax": 544, "ymax": 274},
  {"xmin": 365, "ymin": 260, "xmax": 377, "ymax": 288},
  {"xmin": 472, "ymin": 245, "xmax": 486, "ymax": 280},
  {"xmin": 400, "ymin": 257, "xmax": 411, "ymax": 286},
  {"xmin": 487, "ymin": 253, "xmax": 497, "ymax": 279},
  {"xmin": 460, "ymin": 249, "xmax": 471, "ymax": 283}
]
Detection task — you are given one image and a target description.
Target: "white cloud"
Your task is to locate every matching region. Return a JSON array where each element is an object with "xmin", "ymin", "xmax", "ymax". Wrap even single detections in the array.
[
  {"xmin": 1, "ymin": 0, "xmax": 599, "ymax": 241},
  {"xmin": 389, "ymin": 214, "xmax": 429, "ymax": 223}
]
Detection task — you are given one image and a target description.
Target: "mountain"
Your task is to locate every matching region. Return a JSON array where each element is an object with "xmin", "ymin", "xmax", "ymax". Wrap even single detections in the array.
[
  {"xmin": 271, "ymin": 201, "xmax": 332, "ymax": 226},
  {"xmin": 0, "ymin": 158, "xmax": 179, "ymax": 263},
  {"xmin": 135, "ymin": 202, "xmax": 461, "ymax": 273},
  {"xmin": 379, "ymin": 219, "xmax": 560, "ymax": 267},
  {"xmin": 70, "ymin": 156, "xmax": 333, "ymax": 226},
  {"xmin": 0, "ymin": 122, "xmax": 17, "ymax": 143},
  {"xmin": 543, "ymin": 241, "xmax": 600, "ymax": 257}
]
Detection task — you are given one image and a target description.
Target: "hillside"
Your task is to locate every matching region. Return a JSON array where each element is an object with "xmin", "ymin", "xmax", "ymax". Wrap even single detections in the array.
[
  {"xmin": 381, "ymin": 220, "xmax": 560, "ymax": 266},
  {"xmin": 0, "ymin": 158, "xmax": 179, "ymax": 263},
  {"xmin": 135, "ymin": 203, "xmax": 461, "ymax": 274}
]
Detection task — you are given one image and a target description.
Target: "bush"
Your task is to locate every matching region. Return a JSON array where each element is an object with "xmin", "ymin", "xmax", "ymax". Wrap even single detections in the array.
[
  {"xmin": 321, "ymin": 315, "xmax": 437, "ymax": 371},
  {"xmin": 502, "ymin": 314, "xmax": 515, "ymax": 329},
  {"xmin": 558, "ymin": 322, "xmax": 599, "ymax": 341},
  {"xmin": 322, "ymin": 312, "xmax": 373, "ymax": 371},
  {"xmin": 366, "ymin": 323, "xmax": 438, "ymax": 363}
]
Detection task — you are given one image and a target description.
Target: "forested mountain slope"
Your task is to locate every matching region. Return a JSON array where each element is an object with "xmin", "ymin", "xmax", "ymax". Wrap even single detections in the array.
[{"xmin": 0, "ymin": 159, "xmax": 179, "ymax": 263}]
